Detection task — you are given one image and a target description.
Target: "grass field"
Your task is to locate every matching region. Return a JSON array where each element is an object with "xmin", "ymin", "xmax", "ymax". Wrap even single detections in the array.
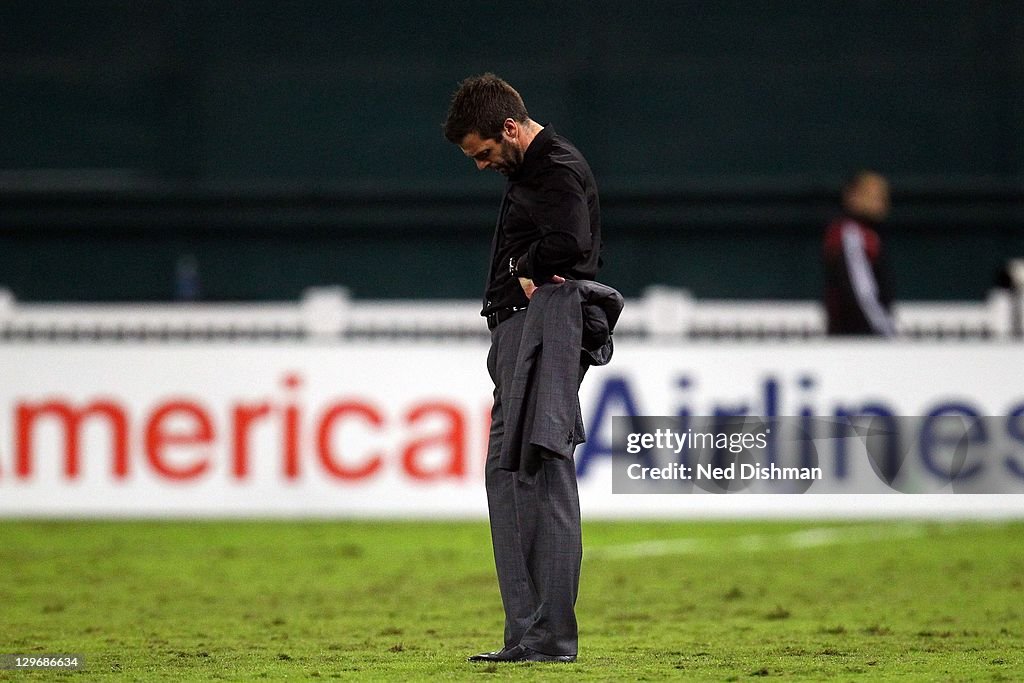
[{"xmin": 1, "ymin": 519, "xmax": 1021, "ymax": 681}]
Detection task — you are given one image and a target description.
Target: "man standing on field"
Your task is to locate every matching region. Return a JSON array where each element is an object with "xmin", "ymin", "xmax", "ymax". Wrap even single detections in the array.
[{"xmin": 443, "ymin": 73, "xmax": 604, "ymax": 664}]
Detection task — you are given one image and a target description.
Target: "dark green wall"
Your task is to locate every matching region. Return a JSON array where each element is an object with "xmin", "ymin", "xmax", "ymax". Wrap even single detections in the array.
[{"xmin": 1, "ymin": 1, "xmax": 1021, "ymax": 301}]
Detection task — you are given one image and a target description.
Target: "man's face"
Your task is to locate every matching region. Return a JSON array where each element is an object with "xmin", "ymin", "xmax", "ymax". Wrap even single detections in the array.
[
  {"xmin": 459, "ymin": 131, "xmax": 524, "ymax": 176},
  {"xmin": 844, "ymin": 174, "xmax": 891, "ymax": 223}
]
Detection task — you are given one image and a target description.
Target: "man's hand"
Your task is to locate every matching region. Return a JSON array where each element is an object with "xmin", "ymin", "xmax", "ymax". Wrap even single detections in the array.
[{"xmin": 518, "ymin": 275, "xmax": 566, "ymax": 300}]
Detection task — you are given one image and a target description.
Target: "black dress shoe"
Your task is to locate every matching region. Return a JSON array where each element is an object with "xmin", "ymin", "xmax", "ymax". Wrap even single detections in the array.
[
  {"xmin": 467, "ymin": 645, "xmax": 523, "ymax": 662},
  {"xmin": 517, "ymin": 647, "xmax": 576, "ymax": 663},
  {"xmin": 468, "ymin": 644, "xmax": 576, "ymax": 663}
]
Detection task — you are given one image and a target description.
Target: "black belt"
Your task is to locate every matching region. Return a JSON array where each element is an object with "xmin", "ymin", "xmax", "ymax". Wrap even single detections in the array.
[{"xmin": 486, "ymin": 306, "xmax": 527, "ymax": 331}]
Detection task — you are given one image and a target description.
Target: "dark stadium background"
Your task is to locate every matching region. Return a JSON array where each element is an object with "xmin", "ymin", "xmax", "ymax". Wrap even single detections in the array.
[{"xmin": 1, "ymin": 0, "xmax": 1021, "ymax": 303}]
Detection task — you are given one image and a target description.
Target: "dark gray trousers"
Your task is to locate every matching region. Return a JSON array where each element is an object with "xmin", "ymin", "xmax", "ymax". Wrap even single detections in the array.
[{"xmin": 484, "ymin": 311, "xmax": 582, "ymax": 657}]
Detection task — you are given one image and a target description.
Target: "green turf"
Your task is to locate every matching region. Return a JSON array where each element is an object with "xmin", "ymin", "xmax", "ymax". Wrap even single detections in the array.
[{"xmin": 0, "ymin": 519, "xmax": 1021, "ymax": 681}]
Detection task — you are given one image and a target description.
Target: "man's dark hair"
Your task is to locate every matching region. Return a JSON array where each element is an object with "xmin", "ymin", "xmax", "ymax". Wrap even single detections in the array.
[{"xmin": 443, "ymin": 73, "xmax": 529, "ymax": 144}]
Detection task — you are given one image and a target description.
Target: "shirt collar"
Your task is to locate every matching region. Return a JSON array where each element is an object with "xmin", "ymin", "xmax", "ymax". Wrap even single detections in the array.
[{"xmin": 511, "ymin": 124, "xmax": 554, "ymax": 181}]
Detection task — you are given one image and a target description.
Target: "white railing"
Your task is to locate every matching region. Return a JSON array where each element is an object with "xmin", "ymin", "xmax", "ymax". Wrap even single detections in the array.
[{"xmin": 0, "ymin": 285, "xmax": 1020, "ymax": 342}]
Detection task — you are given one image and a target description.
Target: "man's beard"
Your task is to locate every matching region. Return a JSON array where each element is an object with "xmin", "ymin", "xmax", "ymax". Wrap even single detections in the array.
[{"xmin": 495, "ymin": 140, "xmax": 524, "ymax": 176}]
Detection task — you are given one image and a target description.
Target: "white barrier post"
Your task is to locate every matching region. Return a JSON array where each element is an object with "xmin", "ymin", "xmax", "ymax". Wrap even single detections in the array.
[
  {"xmin": 642, "ymin": 286, "xmax": 692, "ymax": 340},
  {"xmin": 301, "ymin": 287, "xmax": 349, "ymax": 340},
  {"xmin": 987, "ymin": 289, "xmax": 1012, "ymax": 340}
]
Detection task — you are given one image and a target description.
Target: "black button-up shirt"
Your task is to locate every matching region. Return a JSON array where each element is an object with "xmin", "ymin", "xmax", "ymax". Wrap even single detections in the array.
[{"xmin": 482, "ymin": 125, "xmax": 602, "ymax": 316}]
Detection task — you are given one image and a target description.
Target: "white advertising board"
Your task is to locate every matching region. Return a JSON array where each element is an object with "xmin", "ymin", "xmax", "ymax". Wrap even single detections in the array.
[{"xmin": 0, "ymin": 341, "xmax": 1022, "ymax": 518}]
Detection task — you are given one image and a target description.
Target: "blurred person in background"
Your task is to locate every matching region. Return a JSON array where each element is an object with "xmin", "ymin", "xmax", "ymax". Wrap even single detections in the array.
[
  {"xmin": 444, "ymin": 73, "xmax": 604, "ymax": 664},
  {"xmin": 822, "ymin": 170, "xmax": 897, "ymax": 336}
]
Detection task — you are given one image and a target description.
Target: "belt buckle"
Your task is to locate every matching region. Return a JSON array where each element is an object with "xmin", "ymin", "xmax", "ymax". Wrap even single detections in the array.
[{"xmin": 488, "ymin": 305, "xmax": 527, "ymax": 331}]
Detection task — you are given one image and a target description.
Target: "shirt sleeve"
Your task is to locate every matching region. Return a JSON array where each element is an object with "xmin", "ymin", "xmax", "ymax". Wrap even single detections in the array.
[
  {"xmin": 515, "ymin": 166, "xmax": 592, "ymax": 284},
  {"xmin": 840, "ymin": 223, "xmax": 896, "ymax": 336}
]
